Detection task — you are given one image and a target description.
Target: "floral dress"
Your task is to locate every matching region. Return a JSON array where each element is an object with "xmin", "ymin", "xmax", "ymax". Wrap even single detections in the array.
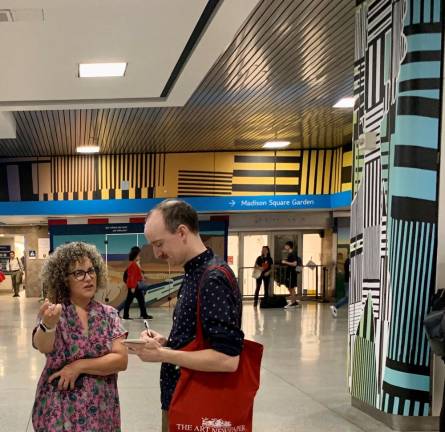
[{"xmin": 32, "ymin": 301, "xmax": 127, "ymax": 432}]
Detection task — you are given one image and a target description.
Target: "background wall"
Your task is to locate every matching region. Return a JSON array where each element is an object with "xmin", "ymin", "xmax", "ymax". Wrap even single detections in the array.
[
  {"xmin": 350, "ymin": 0, "xmax": 442, "ymax": 417},
  {"xmin": 0, "ymin": 147, "xmax": 352, "ymax": 202}
]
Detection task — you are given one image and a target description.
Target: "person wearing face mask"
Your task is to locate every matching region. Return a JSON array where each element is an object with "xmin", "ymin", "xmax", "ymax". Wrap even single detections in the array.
[
  {"xmin": 122, "ymin": 246, "xmax": 152, "ymax": 320},
  {"xmin": 31, "ymin": 242, "xmax": 128, "ymax": 432},
  {"xmin": 129, "ymin": 199, "xmax": 244, "ymax": 432}
]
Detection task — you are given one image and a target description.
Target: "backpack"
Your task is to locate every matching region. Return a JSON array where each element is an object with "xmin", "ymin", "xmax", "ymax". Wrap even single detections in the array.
[
  {"xmin": 423, "ymin": 289, "xmax": 445, "ymax": 356},
  {"xmin": 123, "ymin": 268, "xmax": 128, "ymax": 283}
]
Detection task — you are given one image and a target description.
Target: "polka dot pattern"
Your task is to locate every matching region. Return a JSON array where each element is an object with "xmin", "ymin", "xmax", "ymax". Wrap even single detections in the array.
[{"xmin": 160, "ymin": 249, "xmax": 244, "ymax": 410}]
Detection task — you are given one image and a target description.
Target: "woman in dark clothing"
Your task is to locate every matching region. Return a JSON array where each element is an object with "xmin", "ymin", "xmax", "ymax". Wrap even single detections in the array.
[
  {"xmin": 123, "ymin": 246, "xmax": 152, "ymax": 320},
  {"xmin": 253, "ymin": 246, "xmax": 273, "ymax": 307}
]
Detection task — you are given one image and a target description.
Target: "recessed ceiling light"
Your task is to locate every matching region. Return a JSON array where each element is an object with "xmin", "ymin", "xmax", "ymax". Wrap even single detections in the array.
[
  {"xmin": 263, "ymin": 141, "xmax": 290, "ymax": 149},
  {"xmin": 333, "ymin": 97, "xmax": 355, "ymax": 108},
  {"xmin": 79, "ymin": 62, "xmax": 127, "ymax": 78},
  {"xmin": 76, "ymin": 146, "xmax": 100, "ymax": 154}
]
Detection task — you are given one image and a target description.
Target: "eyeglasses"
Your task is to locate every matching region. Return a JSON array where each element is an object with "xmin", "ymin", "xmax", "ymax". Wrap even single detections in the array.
[{"xmin": 66, "ymin": 267, "xmax": 97, "ymax": 281}]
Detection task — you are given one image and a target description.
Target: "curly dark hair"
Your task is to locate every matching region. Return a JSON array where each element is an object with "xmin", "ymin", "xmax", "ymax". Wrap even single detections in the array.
[{"xmin": 41, "ymin": 242, "xmax": 107, "ymax": 304}]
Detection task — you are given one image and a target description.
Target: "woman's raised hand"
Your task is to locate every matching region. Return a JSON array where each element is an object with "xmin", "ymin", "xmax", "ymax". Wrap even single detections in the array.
[{"xmin": 39, "ymin": 299, "xmax": 62, "ymax": 329}]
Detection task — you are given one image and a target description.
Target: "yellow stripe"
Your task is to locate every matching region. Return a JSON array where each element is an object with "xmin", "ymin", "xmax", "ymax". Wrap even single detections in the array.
[
  {"xmin": 129, "ymin": 188, "xmax": 136, "ymax": 199},
  {"xmin": 337, "ymin": 148, "xmax": 343, "ymax": 192},
  {"xmin": 275, "ymin": 177, "xmax": 299, "ymax": 185},
  {"xmin": 300, "ymin": 150, "xmax": 309, "ymax": 194},
  {"xmin": 141, "ymin": 187, "xmax": 149, "ymax": 199},
  {"xmin": 276, "ymin": 150, "xmax": 301, "ymax": 157},
  {"xmin": 275, "ymin": 163, "xmax": 301, "ymax": 171},
  {"xmin": 316, "ymin": 150, "xmax": 324, "ymax": 195},
  {"xmin": 308, "ymin": 151, "xmax": 317, "ymax": 194},
  {"xmin": 115, "ymin": 189, "xmax": 122, "ymax": 199},
  {"xmin": 232, "ymin": 177, "xmax": 274, "ymax": 185},
  {"xmin": 342, "ymin": 182, "xmax": 352, "ymax": 191},
  {"xmin": 343, "ymin": 151, "xmax": 353, "ymax": 167},
  {"xmin": 102, "ymin": 189, "xmax": 109, "ymax": 200},
  {"xmin": 324, "ymin": 151, "xmax": 332, "ymax": 194}
]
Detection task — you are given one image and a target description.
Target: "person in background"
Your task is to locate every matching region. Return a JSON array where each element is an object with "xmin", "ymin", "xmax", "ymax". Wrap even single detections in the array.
[
  {"xmin": 253, "ymin": 246, "xmax": 273, "ymax": 307},
  {"xmin": 123, "ymin": 246, "xmax": 152, "ymax": 320},
  {"xmin": 31, "ymin": 241, "xmax": 128, "ymax": 432},
  {"xmin": 7, "ymin": 250, "xmax": 23, "ymax": 297},
  {"xmin": 282, "ymin": 241, "xmax": 301, "ymax": 309},
  {"xmin": 330, "ymin": 255, "xmax": 350, "ymax": 318}
]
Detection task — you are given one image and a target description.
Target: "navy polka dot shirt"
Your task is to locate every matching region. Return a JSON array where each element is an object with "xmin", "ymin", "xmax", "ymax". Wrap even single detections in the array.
[{"xmin": 160, "ymin": 248, "xmax": 244, "ymax": 410}]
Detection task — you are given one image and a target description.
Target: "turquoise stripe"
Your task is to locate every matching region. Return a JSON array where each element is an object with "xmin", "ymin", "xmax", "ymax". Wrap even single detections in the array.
[
  {"xmin": 393, "ymin": 221, "xmax": 405, "ymax": 359},
  {"xmin": 393, "ymin": 397, "xmax": 400, "ymax": 415},
  {"xmin": 413, "ymin": 0, "xmax": 421, "ymax": 23},
  {"xmin": 384, "ymin": 368, "xmax": 429, "ymax": 392},
  {"xmin": 384, "ymin": 394, "xmax": 389, "ymax": 413},
  {"xmin": 405, "ymin": 0, "xmax": 411, "ymax": 26},
  {"xmin": 409, "ymin": 223, "xmax": 420, "ymax": 363},
  {"xmin": 424, "ymin": 0, "xmax": 431, "ymax": 22},
  {"xmin": 397, "ymin": 221, "xmax": 408, "ymax": 358},
  {"xmin": 424, "ymin": 403, "xmax": 430, "ymax": 416},
  {"xmin": 399, "ymin": 61, "xmax": 441, "ymax": 81},
  {"xmin": 406, "ymin": 34, "xmax": 442, "ymax": 51},
  {"xmin": 390, "ymin": 168, "xmax": 436, "ymax": 201},
  {"xmin": 419, "ymin": 223, "xmax": 431, "ymax": 366},
  {"xmin": 414, "ymin": 401, "xmax": 420, "ymax": 416},
  {"xmin": 398, "ymin": 89, "xmax": 440, "ymax": 99},
  {"xmin": 434, "ymin": 0, "xmax": 441, "ymax": 22},
  {"xmin": 392, "ymin": 116, "xmax": 438, "ymax": 148},
  {"xmin": 401, "ymin": 221, "xmax": 414, "ymax": 362},
  {"xmin": 404, "ymin": 400, "xmax": 411, "ymax": 416},
  {"xmin": 416, "ymin": 223, "xmax": 426, "ymax": 365},
  {"xmin": 422, "ymin": 224, "xmax": 436, "ymax": 367}
]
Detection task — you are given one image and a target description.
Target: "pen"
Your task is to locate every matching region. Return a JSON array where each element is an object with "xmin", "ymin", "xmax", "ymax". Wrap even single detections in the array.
[{"xmin": 143, "ymin": 319, "xmax": 153, "ymax": 338}]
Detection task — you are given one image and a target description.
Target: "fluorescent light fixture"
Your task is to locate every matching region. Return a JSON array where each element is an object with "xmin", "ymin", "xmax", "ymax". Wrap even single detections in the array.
[
  {"xmin": 76, "ymin": 146, "xmax": 100, "ymax": 154},
  {"xmin": 263, "ymin": 140, "xmax": 290, "ymax": 149},
  {"xmin": 333, "ymin": 97, "xmax": 355, "ymax": 108},
  {"xmin": 79, "ymin": 62, "xmax": 127, "ymax": 78}
]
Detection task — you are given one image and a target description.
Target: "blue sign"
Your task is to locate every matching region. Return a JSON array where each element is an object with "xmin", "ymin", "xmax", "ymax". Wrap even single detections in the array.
[{"xmin": 0, "ymin": 191, "xmax": 351, "ymax": 216}]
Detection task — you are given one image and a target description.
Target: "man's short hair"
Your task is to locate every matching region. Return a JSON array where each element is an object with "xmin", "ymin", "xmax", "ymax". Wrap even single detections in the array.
[
  {"xmin": 149, "ymin": 199, "xmax": 199, "ymax": 234},
  {"xmin": 285, "ymin": 241, "xmax": 294, "ymax": 249}
]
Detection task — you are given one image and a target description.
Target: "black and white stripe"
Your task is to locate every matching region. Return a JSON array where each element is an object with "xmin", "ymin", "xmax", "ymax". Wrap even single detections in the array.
[
  {"xmin": 350, "ymin": 303, "xmax": 364, "ymax": 336},
  {"xmin": 364, "ymin": 150, "xmax": 382, "ymax": 227},
  {"xmin": 367, "ymin": 0, "xmax": 392, "ymax": 42},
  {"xmin": 363, "ymin": 279, "xmax": 381, "ymax": 318}
]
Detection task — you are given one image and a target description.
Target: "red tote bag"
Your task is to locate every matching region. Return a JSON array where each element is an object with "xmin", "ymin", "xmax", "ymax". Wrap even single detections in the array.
[{"xmin": 169, "ymin": 266, "xmax": 263, "ymax": 432}]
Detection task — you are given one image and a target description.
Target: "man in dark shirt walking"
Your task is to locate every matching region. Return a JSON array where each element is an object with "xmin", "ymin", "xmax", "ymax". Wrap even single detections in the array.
[
  {"xmin": 130, "ymin": 199, "xmax": 244, "ymax": 431},
  {"xmin": 282, "ymin": 241, "xmax": 301, "ymax": 309}
]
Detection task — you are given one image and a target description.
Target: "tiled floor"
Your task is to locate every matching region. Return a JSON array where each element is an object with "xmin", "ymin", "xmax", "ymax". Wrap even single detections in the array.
[{"xmin": 0, "ymin": 289, "xmax": 422, "ymax": 431}]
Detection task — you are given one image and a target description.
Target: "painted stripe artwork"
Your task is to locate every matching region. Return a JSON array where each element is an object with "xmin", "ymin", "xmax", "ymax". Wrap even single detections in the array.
[
  {"xmin": 232, "ymin": 152, "xmax": 302, "ymax": 195},
  {"xmin": 349, "ymin": 0, "xmax": 442, "ymax": 418},
  {"xmin": 178, "ymin": 170, "xmax": 233, "ymax": 197},
  {"xmin": 0, "ymin": 148, "xmax": 352, "ymax": 202}
]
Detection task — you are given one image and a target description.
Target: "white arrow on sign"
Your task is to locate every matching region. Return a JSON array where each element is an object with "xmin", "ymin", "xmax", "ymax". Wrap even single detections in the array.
[{"xmin": 228, "ymin": 200, "xmax": 236, "ymax": 207}]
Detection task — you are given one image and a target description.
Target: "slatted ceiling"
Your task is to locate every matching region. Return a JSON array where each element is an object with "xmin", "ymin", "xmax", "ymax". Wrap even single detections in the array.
[{"xmin": 0, "ymin": 0, "xmax": 354, "ymax": 156}]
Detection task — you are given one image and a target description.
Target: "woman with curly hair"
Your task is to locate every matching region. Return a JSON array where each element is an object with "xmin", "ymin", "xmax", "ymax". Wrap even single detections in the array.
[{"xmin": 32, "ymin": 242, "xmax": 128, "ymax": 432}]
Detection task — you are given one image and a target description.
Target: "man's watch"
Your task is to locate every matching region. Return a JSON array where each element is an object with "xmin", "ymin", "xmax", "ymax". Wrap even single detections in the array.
[{"xmin": 39, "ymin": 320, "xmax": 56, "ymax": 333}]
